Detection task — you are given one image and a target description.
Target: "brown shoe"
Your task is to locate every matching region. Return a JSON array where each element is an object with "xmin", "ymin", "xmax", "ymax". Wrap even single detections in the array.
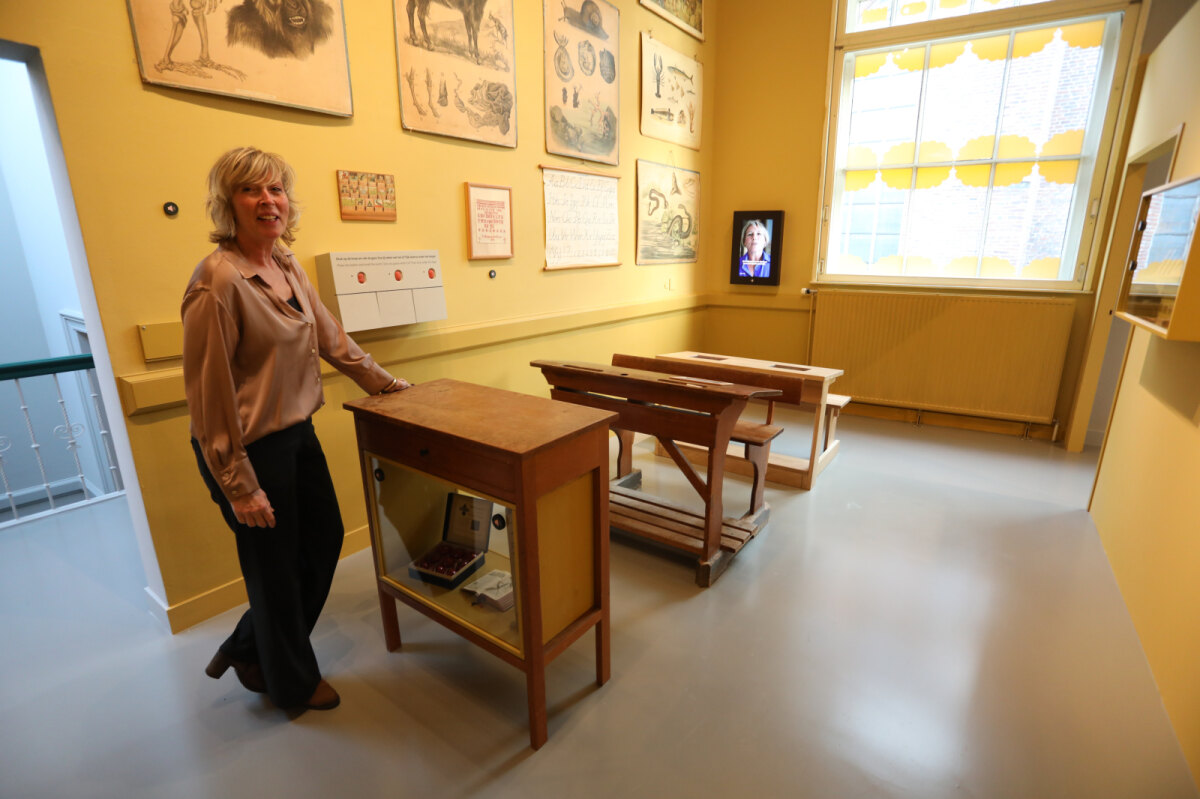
[
  {"xmin": 304, "ymin": 679, "xmax": 340, "ymax": 711},
  {"xmin": 205, "ymin": 650, "xmax": 267, "ymax": 694}
]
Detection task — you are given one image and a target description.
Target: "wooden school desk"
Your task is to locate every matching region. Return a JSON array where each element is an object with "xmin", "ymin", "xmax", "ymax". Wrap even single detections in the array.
[{"xmin": 531, "ymin": 359, "xmax": 781, "ymax": 586}]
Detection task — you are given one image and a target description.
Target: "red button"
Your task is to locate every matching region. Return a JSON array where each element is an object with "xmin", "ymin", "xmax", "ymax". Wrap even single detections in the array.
[
  {"xmin": 427, "ymin": 268, "xmax": 436, "ymax": 279},
  {"xmin": 394, "ymin": 270, "xmax": 403, "ymax": 281},
  {"xmin": 357, "ymin": 272, "xmax": 366, "ymax": 284}
]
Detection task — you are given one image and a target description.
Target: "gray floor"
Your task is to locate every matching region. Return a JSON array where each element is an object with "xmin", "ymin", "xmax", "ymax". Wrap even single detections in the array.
[{"xmin": 1, "ymin": 411, "xmax": 1196, "ymax": 799}]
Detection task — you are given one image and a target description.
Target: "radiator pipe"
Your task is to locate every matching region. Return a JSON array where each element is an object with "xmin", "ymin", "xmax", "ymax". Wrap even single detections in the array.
[{"xmin": 804, "ymin": 288, "xmax": 817, "ymax": 365}]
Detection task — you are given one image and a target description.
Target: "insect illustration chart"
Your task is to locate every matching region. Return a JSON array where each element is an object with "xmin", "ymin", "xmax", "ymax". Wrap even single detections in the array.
[
  {"xmin": 394, "ymin": 0, "xmax": 517, "ymax": 147},
  {"xmin": 639, "ymin": 33, "xmax": 702, "ymax": 150},
  {"xmin": 543, "ymin": 0, "xmax": 620, "ymax": 166}
]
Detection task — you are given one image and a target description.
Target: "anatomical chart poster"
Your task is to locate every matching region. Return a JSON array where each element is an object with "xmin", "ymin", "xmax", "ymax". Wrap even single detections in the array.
[
  {"xmin": 394, "ymin": 0, "xmax": 517, "ymax": 147},
  {"xmin": 639, "ymin": 33, "xmax": 701, "ymax": 150},
  {"xmin": 126, "ymin": 0, "xmax": 353, "ymax": 116},
  {"xmin": 544, "ymin": 0, "xmax": 620, "ymax": 166}
]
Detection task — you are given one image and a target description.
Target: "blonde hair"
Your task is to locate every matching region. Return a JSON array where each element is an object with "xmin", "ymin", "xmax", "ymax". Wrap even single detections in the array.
[
  {"xmin": 206, "ymin": 146, "xmax": 301, "ymax": 246},
  {"xmin": 741, "ymin": 219, "xmax": 770, "ymax": 251}
]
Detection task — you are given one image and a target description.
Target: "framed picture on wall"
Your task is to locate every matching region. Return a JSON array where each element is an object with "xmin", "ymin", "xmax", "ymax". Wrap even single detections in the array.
[
  {"xmin": 636, "ymin": 160, "xmax": 699, "ymax": 264},
  {"xmin": 544, "ymin": 0, "xmax": 620, "ymax": 165},
  {"xmin": 466, "ymin": 183, "xmax": 514, "ymax": 260},
  {"xmin": 730, "ymin": 211, "xmax": 783, "ymax": 286},
  {"xmin": 393, "ymin": 0, "xmax": 517, "ymax": 147},
  {"xmin": 639, "ymin": 32, "xmax": 702, "ymax": 150},
  {"xmin": 639, "ymin": 0, "xmax": 703, "ymax": 41},
  {"xmin": 125, "ymin": 0, "xmax": 354, "ymax": 116},
  {"xmin": 338, "ymin": 171, "xmax": 397, "ymax": 221}
]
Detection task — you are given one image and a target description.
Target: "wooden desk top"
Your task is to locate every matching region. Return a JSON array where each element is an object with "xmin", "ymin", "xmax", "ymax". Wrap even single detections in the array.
[
  {"xmin": 659, "ymin": 351, "xmax": 843, "ymax": 383},
  {"xmin": 531, "ymin": 360, "xmax": 781, "ymax": 406},
  {"xmin": 344, "ymin": 378, "xmax": 615, "ymax": 458}
]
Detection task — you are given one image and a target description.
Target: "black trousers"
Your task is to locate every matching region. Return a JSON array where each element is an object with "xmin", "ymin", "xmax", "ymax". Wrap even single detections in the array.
[{"xmin": 192, "ymin": 419, "xmax": 343, "ymax": 707}]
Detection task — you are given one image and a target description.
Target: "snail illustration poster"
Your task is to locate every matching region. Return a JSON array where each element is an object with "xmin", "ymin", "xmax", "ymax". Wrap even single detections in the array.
[
  {"xmin": 543, "ymin": 0, "xmax": 620, "ymax": 166},
  {"xmin": 636, "ymin": 159, "xmax": 699, "ymax": 265},
  {"xmin": 394, "ymin": 0, "xmax": 517, "ymax": 147},
  {"xmin": 639, "ymin": 33, "xmax": 702, "ymax": 150}
]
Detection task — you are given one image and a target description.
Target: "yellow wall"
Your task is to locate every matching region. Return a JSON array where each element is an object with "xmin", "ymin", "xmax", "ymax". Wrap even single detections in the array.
[
  {"xmin": 696, "ymin": 0, "xmax": 835, "ymax": 360},
  {"xmin": 0, "ymin": 0, "xmax": 718, "ymax": 628},
  {"xmin": 1090, "ymin": 1, "xmax": 1200, "ymax": 785}
]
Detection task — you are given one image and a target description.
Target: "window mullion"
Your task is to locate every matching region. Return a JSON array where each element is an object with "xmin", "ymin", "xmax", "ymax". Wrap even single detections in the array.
[{"xmin": 971, "ymin": 31, "xmax": 1018, "ymax": 277}]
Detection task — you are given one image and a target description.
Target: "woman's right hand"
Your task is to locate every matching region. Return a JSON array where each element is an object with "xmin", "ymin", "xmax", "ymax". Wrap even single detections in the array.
[{"xmin": 231, "ymin": 489, "xmax": 276, "ymax": 528}]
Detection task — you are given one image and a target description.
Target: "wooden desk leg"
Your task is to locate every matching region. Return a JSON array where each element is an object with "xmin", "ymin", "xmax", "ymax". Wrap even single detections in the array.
[
  {"xmin": 696, "ymin": 438, "xmax": 727, "ymax": 587},
  {"xmin": 378, "ymin": 586, "xmax": 402, "ymax": 651},
  {"xmin": 803, "ymin": 398, "xmax": 830, "ymax": 491},
  {"xmin": 614, "ymin": 428, "xmax": 635, "ymax": 478},
  {"xmin": 824, "ymin": 403, "xmax": 840, "ymax": 452},
  {"xmin": 745, "ymin": 441, "xmax": 769, "ymax": 516},
  {"xmin": 596, "ymin": 613, "xmax": 610, "ymax": 686},
  {"xmin": 527, "ymin": 658, "xmax": 548, "ymax": 750}
]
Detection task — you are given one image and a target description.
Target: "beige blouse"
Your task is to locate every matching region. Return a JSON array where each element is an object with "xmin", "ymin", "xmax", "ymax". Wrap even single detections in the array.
[{"xmin": 182, "ymin": 243, "xmax": 392, "ymax": 503}]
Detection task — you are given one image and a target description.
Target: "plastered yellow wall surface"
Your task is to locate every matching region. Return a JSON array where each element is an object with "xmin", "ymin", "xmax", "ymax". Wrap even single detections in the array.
[
  {"xmin": 0, "ymin": 0, "xmax": 719, "ymax": 628},
  {"xmin": 708, "ymin": 0, "xmax": 830, "ymax": 299},
  {"xmin": 1090, "ymin": 1, "xmax": 1200, "ymax": 784}
]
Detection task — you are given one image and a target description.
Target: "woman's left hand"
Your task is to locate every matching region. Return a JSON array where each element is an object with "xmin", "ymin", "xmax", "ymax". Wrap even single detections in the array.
[{"xmin": 381, "ymin": 377, "xmax": 411, "ymax": 393}]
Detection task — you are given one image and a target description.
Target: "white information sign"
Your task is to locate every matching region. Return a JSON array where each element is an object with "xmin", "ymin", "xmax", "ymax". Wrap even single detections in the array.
[{"xmin": 316, "ymin": 250, "xmax": 447, "ymax": 332}]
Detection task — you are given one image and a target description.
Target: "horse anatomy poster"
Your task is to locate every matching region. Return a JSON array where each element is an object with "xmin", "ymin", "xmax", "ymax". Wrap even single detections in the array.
[
  {"xmin": 544, "ymin": 0, "xmax": 620, "ymax": 166},
  {"xmin": 126, "ymin": 0, "xmax": 353, "ymax": 116},
  {"xmin": 395, "ymin": 0, "xmax": 517, "ymax": 148},
  {"xmin": 636, "ymin": 159, "xmax": 699, "ymax": 265}
]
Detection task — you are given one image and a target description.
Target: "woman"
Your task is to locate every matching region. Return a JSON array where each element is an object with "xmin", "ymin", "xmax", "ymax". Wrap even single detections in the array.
[
  {"xmin": 182, "ymin": 146, "xmax": 408, "ymax": 711},
  {"xmin": 738, "ymin": 219, "xmax": 772, "ymax": 278}
]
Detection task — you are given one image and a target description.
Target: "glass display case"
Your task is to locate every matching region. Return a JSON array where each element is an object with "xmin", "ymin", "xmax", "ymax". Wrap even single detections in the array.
[
  {"xmin": 345, "ymin": 379, "xmax": 616, "ymax": 749},
  {"xmin": 1116, "ymin": 173, "xmax": 1200, "ymax": 341},
  {"xmin": 368, "ymin": 458, "xmax": 524, "ymax": 656}
]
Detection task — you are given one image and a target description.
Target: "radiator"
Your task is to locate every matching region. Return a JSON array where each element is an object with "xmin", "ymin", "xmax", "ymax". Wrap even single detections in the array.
[{"xmin": 811, "ymin": 291, "xmax": 1075, "ymax": 423}]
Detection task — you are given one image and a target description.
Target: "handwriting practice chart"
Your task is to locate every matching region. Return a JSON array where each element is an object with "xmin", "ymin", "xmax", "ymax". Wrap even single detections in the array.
[{"xmin": 542, "ymin": 167, "xmax": 620, "ymax": 269}]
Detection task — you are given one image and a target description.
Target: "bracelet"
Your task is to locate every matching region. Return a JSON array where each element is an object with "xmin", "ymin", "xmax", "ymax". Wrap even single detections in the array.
[{"xmin": 384, "ymin": 377, "xmax": 399, "ymax": 393}]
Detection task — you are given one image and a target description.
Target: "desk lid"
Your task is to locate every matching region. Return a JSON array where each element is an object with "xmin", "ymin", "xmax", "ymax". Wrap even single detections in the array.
[
  {"xmin": 659, "ymin": 351, "xmax": 843, "ymax": 381},
  {"xmin": 344, "ymin": 378, "xmax": 615, "ymax": 457}
]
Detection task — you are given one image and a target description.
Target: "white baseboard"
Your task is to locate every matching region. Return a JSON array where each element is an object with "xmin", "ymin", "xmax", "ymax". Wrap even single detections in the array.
[{"xmin": 161, "ymin": 523, "xmax": 372, "ymax": 633}]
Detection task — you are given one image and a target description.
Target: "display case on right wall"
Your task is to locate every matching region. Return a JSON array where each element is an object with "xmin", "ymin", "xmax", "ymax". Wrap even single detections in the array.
[{"xmin": 1116, "ymin": 173, "xmax": 1200, "ymax": 340}]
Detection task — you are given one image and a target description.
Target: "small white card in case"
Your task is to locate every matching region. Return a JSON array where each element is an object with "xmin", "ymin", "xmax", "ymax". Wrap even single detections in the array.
[{"xmin": 462, "ymin": 570, "xmax": 514, "ymax": 611}]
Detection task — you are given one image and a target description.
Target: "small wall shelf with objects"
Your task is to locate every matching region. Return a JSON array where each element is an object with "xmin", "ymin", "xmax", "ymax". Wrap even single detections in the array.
[
  {"xmin": 344, "ymin": 379, "xmax": 616, "ymax": 749},
  {"xmin": 1116, "ymin": 173, "xmax": 1200, "ymax": 341}
]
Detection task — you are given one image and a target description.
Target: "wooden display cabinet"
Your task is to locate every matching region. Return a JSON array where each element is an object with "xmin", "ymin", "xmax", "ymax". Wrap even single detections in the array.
[
  {"xmin": 1116, "ymin": 173, "xmax": 1200, "ymax": 341},
  {"xmin": 344, "ymin": 379, "xmax": 616, "ymax": 749}
]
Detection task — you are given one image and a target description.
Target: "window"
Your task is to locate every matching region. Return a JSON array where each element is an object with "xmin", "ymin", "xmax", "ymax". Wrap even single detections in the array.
[
  {"xmin": 818, "ymin": 2, "xmax": 1132, "ymax": 290},
  {"xmin": 847, "ymin": 0, "xmax": 1054, "ymax": 34}
]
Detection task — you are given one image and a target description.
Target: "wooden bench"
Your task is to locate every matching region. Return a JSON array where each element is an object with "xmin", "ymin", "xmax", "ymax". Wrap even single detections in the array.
[{"xmin": 822, "ymin": 392, "xmax": 851, "ymax": 453}]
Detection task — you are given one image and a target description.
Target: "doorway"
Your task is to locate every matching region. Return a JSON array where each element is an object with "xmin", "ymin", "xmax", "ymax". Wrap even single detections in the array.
[
  {"xmin": 0, "ymin": 40, "xmax": 168, "ymax": 618},
  {"xmin": 1085, "ymin": 133, "xmax": 1181, "ymax": 447}
]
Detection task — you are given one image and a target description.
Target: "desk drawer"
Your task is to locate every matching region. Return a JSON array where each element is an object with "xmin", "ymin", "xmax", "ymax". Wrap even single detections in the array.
[{"xmin": 356, "ymin": 420, "xmax": 516, "ymax": 501}]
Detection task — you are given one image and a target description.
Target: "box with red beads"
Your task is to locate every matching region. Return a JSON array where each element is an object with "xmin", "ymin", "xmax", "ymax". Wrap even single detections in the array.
[{"xmin": 407, "ymin": 493, "xmax": 492, "ymax": 589}]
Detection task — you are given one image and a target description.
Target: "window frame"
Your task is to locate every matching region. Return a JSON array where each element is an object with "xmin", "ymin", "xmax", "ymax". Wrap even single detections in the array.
[{"xmin": 814, "ymin": 0, "xmax": 1142, "ymax": 292}]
